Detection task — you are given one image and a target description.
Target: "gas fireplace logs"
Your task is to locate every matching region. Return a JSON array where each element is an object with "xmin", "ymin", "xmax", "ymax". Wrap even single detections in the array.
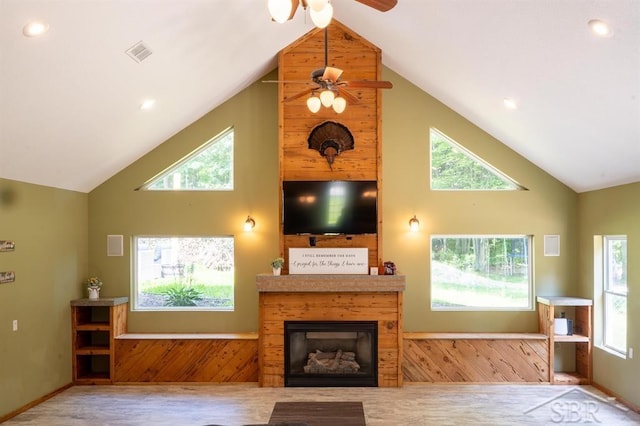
[{"xmin": 304, "ymin": 349, "xmax": 361, "ymax": 374}]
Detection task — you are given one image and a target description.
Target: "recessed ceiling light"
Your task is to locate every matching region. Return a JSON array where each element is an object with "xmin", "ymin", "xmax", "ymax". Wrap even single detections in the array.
[
  {"xmin": 140, "ymin": 99, "xmax": 156, "ymax": 110},
  {"xmin": 503, "ymin": 98, "xmax": 518, "ymax": 110},
  {"xmin": 588, "ymin": 19, "xmax": 611, "ymax": 37},
  {"xmin": 23, "ymin": 21, "xmax": 49, "ymax": 37}
]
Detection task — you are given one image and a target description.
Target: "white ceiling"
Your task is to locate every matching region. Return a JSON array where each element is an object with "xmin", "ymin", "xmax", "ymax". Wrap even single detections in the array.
[{"xmin": 1, "ymin": 0, "xmax": 638, "ymax": 193}]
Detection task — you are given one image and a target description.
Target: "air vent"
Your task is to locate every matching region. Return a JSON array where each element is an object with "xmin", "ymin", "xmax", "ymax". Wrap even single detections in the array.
[{"xmin": 125, "ymin": 41, "xmax": 152, "ymax": 63}]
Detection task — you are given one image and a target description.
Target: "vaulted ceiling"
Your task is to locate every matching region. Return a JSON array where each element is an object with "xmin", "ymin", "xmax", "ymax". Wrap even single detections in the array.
[{"xmin": 1, "ymin": 1, "xmax": 638, "ymax": 193}]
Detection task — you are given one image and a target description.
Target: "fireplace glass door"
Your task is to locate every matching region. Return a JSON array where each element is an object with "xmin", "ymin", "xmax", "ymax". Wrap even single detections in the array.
[{"xmin": 284, "ymin": 320, "xmax": 378, "ymax": 387}]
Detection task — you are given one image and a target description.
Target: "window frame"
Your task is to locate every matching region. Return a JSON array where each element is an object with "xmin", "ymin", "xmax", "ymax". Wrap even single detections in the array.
[
  {"xmin": 429, "ymin": 128, "xmax": 526, "ymax": 191},
  {"xmin": 430, "ymin": 234, "xmax": 534, "ymax": 311},
  {"xmin": 138, "ymin": 126, "xmax": 234, "ymax": 191},
  {"xmin": 602, "ymin": 235, "xmax": 627, "ymax": 356},
  {"xmin": 132, "ymin": 235, "xmax": 235, "ymax": 312}
]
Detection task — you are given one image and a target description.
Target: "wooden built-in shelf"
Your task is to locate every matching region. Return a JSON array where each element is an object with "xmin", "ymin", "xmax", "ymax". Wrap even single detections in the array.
[
  {"xmin": 537, "ymin": 296, "xmax": 592, "ymax": 385},
  {"xmin": 71, "ymin": 297, "xmax": 128, "ymax": 385}
]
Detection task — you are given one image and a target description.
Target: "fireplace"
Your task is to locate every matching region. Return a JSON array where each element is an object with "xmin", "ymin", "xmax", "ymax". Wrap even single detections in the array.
[{"xmin": 284, "ymin": 321, "xmax": 378, "ymax": 387}]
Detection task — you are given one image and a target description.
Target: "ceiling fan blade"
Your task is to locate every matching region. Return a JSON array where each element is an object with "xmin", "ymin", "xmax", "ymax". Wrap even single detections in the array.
[
  {"xmin": 344, "ymin": 80, "xmax": 393, "ymax": 89},
  {"xmin": 322, "ymin": 66, "xmax": 343, "ymax": 82},
  {"xmin": 337, "ymin": 88, "xmax": 360, "ymax": 105},
  {"xmin": 262, "ymin": 80, "xmax": 314, "ymax": 84},
  {"xmin": 353, "ymin": 0, "xmax": 398, "ymax": 12},
  {"xmin": 284, "ymin": 88, "xmax": 314, "ymax": 103}
]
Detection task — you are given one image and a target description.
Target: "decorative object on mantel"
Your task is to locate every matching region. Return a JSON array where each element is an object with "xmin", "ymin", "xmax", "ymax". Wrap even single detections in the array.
[
  {"xmin": 308, "ymin": 121, "xmax": 354, "ymax": 170},
  {"xmin": 383, "ymin": 261, "xmax": 397, "ymax": 275},
  {"xmin": 0, "ymin": 240, "xmax": 15, "ymax": 252},
  {"xmin": 271, "ymin": 257, "xmax": 285, "ymax": 275},
  {"xmin": 86, "ymin": 276, "xmax": 103, "ymax": 299},
  {"xmin": 289, "ymin": 248, "xmax": 368, "ymax": 274},
  {"xmin": 0, "ymin": 271, "xmax": 15, "ymax": 284}
]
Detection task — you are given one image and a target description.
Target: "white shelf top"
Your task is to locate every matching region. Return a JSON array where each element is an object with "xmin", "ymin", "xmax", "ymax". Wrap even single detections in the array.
[{"xmin": 537, "ymin": 296, "xmax": 592, "ymax": 306}]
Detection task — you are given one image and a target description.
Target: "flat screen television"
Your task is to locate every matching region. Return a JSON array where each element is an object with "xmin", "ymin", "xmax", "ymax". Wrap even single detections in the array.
[{"xmin": 283, "ymin": 180, "xmax": 378, "ymax": 235}]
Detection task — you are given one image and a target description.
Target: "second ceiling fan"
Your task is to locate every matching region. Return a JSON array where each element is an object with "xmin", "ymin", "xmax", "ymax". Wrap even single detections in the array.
[{"xmin": 268, "ymin": 27, "xmax": 393, "ymax": 113}]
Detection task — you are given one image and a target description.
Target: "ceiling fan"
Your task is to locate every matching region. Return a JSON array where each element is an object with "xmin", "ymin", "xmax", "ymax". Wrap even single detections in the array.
[
  {"xmin": 268, "ymin": 0, "xmax": 398, "ymax": 27},
  {"xmin": 265, "ymin": 27, "xmax": 393, "ymax": 113}
]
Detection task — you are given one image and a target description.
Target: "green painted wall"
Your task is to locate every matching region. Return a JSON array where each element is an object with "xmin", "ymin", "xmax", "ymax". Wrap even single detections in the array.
[
  {"xmin": 578, "ymin": 182, "xmax": 640, "ymax": 407},
  {"xmin": 381, "ymin": 67, "xmax": 578, "ymax": 332},
  {"xmin": 0, "ymin": 178, "xmax": 87, "ymax": 418},
  {"xmin": 88, "ymin": 71, "xmax": 280, "ymax": 333}
]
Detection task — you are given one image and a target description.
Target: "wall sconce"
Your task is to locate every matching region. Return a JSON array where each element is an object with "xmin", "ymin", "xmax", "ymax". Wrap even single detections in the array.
[
  {"xmin": 409, "ymin": 215, "xmax": 420, "ymax": 232},
  {"xmin": 244, "ymin": 216, "xmax": 256, "ymax": 231}
]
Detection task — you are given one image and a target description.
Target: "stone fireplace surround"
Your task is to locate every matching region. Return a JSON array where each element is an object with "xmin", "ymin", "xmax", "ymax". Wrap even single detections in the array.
[{"xmin": 256, "ymin": 274, "xmax": 405, "ymax": 387}]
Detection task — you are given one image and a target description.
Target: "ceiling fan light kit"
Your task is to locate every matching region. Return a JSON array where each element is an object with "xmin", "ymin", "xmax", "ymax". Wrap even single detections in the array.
[
  {"xmin": 267, "ymin": 0, "xmax": 296, "ymax": 23},
  {"xmin": 307, "ymin": 96, "xmax": 322, "ymax": 113},
  {"xmin": 268, "ymin": 0, "xmax": 397, "ymax": 28},
  {"xmin": 310, "ymin": 3, "xmax": 333, "ymax": 28}
]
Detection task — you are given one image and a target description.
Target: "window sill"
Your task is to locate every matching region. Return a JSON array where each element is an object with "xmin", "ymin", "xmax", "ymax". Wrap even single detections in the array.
[{"xmin": 595, "ymin": 344, "xmax": 627, "ymax": 360}]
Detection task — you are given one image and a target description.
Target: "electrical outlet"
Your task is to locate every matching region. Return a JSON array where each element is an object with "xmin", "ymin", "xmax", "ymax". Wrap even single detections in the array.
[
  {"xmin": 629, "ymin": 347, "xmax": 634, "ymax": 359},
  {"xmin": 12, "ymin": 320, "xmax": 18, "ymax": 331}
]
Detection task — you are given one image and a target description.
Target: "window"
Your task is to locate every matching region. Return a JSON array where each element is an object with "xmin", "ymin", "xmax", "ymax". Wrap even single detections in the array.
[
  {"xmin": 603, "ymin": 236, "xmax": 627, "ymax": 354},
  {"xmin": 430, "ymin": 128, "xmax": 525, "ymax": 190},
  {"xmin": 140, "ymin": 127, "xmax": 234, "ymax": 190},
  {"xmin": 133, "ymin": 236, "xmax": 234, "ymax": 311},
  {"xmin": 431, "ymin": 235, "xmax": 532, "ymax": 310}
]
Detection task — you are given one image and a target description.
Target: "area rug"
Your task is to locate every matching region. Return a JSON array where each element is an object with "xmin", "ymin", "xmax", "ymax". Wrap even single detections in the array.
[{"xmin": 268, "ymin": 401, "xmax": 366, "ymax": 426}]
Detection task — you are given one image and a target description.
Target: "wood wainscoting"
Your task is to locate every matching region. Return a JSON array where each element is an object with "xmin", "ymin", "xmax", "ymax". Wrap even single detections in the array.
[
  {"xmin": 113, "ymin": 333, "xmax": 258, "ymax": 383},
  {"xmin": 403, "ymin": 333, "xmax": 550, "ymax": 383},
  {"xmin": 257, "ymin": 274, "xmax": 406, "ymax": 387}
]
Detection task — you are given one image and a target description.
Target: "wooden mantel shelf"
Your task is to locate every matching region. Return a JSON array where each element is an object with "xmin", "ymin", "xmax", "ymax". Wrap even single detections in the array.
[{"xmin": 256, "ymin": 273, "xmax": 406, "ymax": 292}]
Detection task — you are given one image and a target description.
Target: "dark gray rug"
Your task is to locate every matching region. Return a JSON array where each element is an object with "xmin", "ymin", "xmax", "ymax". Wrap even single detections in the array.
[{"xmin": 268, "ymin": 401, "xmax": 366, "ymax": 426}]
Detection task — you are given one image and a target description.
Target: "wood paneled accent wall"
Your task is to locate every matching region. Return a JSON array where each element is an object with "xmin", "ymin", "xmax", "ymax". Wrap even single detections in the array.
[
  {"xmin": 114, "ymin": 334, "xmax": 258, "ymax": 383},
  {"xmin": 277, "ymin": 21, "xmax": 384, "ymax": 268}
]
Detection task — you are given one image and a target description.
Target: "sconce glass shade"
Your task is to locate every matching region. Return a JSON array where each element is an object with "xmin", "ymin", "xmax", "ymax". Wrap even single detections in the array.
[
  {"xmin": 244, "ymin": 216, "xmax": 256, "ymax": 231},
  {"xmin": 307, "ymin": 96, "xmax": 322, "ymax": 113},
  {"xmin": 310, "ymin": 3, "xmax": 333, "ymax": 28},
  {"xmin": 409, "ymin": 215, "xmax": 420, "ymax": 232},
  {"xmin": 319, "ymin": 89, "xmax": 335, "ymax": 107},
  {"xmin": 332, "ymin": 96, "xmax": 346, "ymax": 113},
  {"xmin": 268, "ymin": 0, "xmax": 294, "ymax": 23}
]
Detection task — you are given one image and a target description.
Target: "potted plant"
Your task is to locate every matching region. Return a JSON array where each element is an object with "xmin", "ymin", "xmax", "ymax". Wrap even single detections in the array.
[
  {"xmin": 86, "ymin": 276, "xmax": 102, "ymax": 299},
  {"xmin": 270, "ymin": 257, "xmax": 284, "ymax": 275}
]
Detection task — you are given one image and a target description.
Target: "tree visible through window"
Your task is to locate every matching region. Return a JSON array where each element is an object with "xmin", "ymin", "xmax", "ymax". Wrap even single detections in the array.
[
  {"xmin": 430, "ymin": 128, "xmax": 524, "ymax": 190},
  {"xmin": 133, "ymin": 236, "xmax": 234, "ymax": 311},
  {"xmin": 431, "ymin": 235, "xmax": 532, "ymax": 310},
  {"xmin": 603, "ymin": 236, "xmax": 627, "ymax": 354},
  {"xmin": 141, "ymin": 127, "xmax": 234, "ymax": 190}
]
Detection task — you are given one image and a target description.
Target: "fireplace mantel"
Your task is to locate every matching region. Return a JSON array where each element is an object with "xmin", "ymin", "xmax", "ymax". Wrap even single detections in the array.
[
  {"xmin": 256, "ymin": 273, "xmax": 406, "ymax": 293},
  {"xmin": 257, "ymin": 273, "xmax": 405, "ymax": 387}
]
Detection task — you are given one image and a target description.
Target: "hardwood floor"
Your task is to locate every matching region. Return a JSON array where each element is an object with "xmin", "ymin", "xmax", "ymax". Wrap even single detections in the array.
[{"xmin": 4, "ymin": 383, "xmax": 640, "ymax": 425}]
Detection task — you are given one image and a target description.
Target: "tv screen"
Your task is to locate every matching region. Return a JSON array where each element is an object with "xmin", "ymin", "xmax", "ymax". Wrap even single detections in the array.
[{"xmin": 283, "ymin": 180, "xmax": 378, "ymax": 235}]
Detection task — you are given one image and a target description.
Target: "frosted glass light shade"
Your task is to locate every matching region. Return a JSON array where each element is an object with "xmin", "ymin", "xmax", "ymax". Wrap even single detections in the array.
[
  {"xmin": 268, "ymin": 0, "xmax": 293, "ymax": 23},
  {"xmin": 307, "ymin": 0, "xmax": 329, "ymax": 12},
  {"xmin": 332, "ymin": 96, "xmax": 346, "ymax": 113},
  {"xmin": 409, "ymin": 215, "xmax": 420, "ymax": 232},
  {"xmin": 307, "ymin": 96, "xmax": 321, "ymax": 113},
  {"xmin": 319, "ymin": 90, "xmax": 335, "ymax": 107},
  {"xmin": 310, "ymin": 3, "xmax": 333, "ymax": 28}
]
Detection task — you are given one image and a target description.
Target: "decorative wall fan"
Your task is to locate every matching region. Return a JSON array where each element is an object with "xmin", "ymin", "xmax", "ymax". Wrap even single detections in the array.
[{"xmin": 264, "ymin": 28, "xmax": 393, "ymax": 114}]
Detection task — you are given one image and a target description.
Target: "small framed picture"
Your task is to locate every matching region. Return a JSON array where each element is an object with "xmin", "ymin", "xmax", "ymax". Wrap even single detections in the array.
[
  {"xmin": 0, "ymin": 240, "xmax": 15, "ymax": 252},
  {"xmin": 0, "ymin": 271, "xmax": 15, "ymax": 284}
]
